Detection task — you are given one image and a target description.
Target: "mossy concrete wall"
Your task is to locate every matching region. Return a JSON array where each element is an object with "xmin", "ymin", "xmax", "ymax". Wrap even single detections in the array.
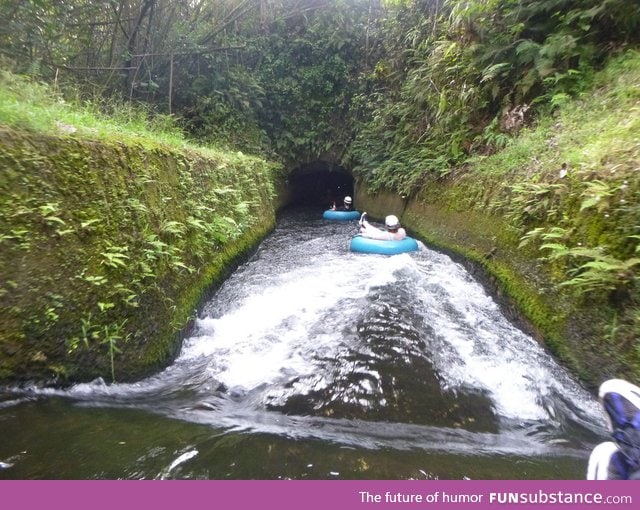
[
  {"xmin": 356, "ymin": 178, "xmax": 633, "ymax": 390},
  {"xmin": 354, "ymin": 178, "xmax": 407, "ymax": 221},
  {"xmin": 0, "ymin": 127, "xmax": 284, "ymax": 385}
]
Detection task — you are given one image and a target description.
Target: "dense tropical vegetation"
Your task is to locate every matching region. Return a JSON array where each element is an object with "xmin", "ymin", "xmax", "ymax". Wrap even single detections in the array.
[
  {"xmin": 3, "ymin": 0, "xmax": 638, "ymax": 178},
  {"xmin": 1, "ymin": 0, "xmax": 640, "ymax": 384}
]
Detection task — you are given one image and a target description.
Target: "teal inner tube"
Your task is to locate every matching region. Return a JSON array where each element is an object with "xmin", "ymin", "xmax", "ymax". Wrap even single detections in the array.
[
  {"xmin": 323, "ymin": 209, "xmax": 361, "ymax": 221},
  {"xmin": 349, "ymin": 235, "xmax": 419, "ymax": 255}
]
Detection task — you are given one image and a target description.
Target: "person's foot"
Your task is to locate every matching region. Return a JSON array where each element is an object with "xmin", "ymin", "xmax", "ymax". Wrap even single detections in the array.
[
  {"xmin": 599, "ymin": 379, "xmax": 640, "ymax": 478},
  {"xmin": 587, "ymin": 441, "xmax": 627, "ymax": 480}
]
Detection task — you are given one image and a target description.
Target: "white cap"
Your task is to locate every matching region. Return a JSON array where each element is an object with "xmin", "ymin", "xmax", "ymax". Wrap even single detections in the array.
[
  {"xmin": 344, "ymin": 196, "xmax": 352, "ymax": 204},
  {"xmin": 385, "ymin": 215, "xmax": 400, "ymax": 229}
]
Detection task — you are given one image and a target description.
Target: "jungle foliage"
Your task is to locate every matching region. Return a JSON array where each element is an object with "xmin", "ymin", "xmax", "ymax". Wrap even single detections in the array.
[
  {"xmin": 345, "ymin": 0, "xmax": 640, "ymax": 193},
  {"xmin": 0, "ymin": 0, "xmax": 378, "ymax": 161},
  {"xmin": 2, "ymin": 0, "xmax": 637, "ymax": 181}
]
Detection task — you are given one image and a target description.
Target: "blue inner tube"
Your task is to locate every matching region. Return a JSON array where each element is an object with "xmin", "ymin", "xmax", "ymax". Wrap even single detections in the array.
[
  {"xmin": 350, "ymin": 235, "xmax": 419, "ymax": 255},
  {"xmin": 322, "ymin": 209, "xmax": 361, "ymax": 221}
]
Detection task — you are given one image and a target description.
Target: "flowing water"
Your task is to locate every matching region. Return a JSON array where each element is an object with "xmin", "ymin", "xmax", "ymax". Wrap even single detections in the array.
[{"xmin": 0, "ymin": 208, "xmax": 611, "ymax": 479}]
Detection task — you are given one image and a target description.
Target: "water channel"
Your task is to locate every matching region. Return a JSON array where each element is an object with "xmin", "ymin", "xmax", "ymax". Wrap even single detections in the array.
[{"xmin": 0, "ymin": 208, "xmax": 611, "ymax": 479}]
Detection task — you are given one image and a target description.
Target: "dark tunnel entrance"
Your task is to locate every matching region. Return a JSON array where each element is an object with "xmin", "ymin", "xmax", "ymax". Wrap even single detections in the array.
[{"xmin": 288, "ymin": 161, "xmax": 354, "ymax": 208}]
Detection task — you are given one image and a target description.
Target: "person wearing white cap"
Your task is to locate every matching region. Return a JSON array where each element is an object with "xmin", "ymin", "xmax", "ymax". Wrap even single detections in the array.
[
  {"xmin": 331, "ymin": 195, "xmax": 354, "ymax": 211},
  {"xmin": 358, "ymin": 213, "xmax": 406, "ymax": 241}
]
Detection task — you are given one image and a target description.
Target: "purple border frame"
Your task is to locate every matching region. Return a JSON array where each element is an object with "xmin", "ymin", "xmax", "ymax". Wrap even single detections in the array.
[{"xmin": 3, "ymin": 480, "xmax": 639, "ymax": 510}]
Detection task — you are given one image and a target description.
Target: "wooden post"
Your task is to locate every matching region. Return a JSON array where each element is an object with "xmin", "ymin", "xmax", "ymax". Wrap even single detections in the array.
[{"xmin": 168, "ymin": 52, "xmax": 174, "ymax": 114}]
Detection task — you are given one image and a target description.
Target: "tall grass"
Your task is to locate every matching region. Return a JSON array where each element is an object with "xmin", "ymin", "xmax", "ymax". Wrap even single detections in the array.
[
  {"xmin": 467, "ymin": 50, "xmax": 640, "ymax": 182},
  {"xmin": 0, "ymin": 70, "xmax": 188, "ymax": 149}
]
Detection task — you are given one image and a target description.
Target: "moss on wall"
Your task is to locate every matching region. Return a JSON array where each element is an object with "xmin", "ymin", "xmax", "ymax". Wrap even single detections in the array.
[
  {"xmin": 355, "ymin": 176, "xmax": 638, "ymax": 390},
  {"xmin": 0, "ymin": 127, "xmax": 284, "ymax": 385},
  {"xmin": 353, "ymin": 52, "xmax": 640, "ymax": 390},
  {"xmin": 353, "ymin": 179, "xmax": 407, "ymax": 222}
]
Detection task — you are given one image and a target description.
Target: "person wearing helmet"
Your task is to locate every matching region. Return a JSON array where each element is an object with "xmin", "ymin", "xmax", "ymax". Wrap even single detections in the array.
[
  {"xmin": 331, "ymin": 195, "xmax": 354, "ymax": 211},
  {"xmin": 359, "ymin": 213, "xmax": 407, "ymax": 241}
]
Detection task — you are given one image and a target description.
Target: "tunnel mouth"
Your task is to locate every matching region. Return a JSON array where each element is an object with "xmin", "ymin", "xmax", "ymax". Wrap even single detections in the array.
[{"xmin": 288, "ymin": 161, "xmax": 354, "ymax": 208}]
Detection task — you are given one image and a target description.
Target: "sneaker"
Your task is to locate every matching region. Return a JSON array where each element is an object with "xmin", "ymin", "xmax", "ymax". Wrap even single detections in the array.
[
  {"xmin": 587, "ymin": 441, "xmax": 628, "ymax": 480},
  {"xmin": 599, "ymin": 379, "xmax": 640, "ymax": 478}
]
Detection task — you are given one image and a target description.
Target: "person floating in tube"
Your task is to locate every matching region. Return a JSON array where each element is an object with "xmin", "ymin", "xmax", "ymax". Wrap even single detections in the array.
[
  {"xmin": 331, "ymin": 196, "xmax": 354, "ymax": 211},
  {"xmin": 358, "ymin": 212, "xmax": 407, "ymax": 241},
  {"xmin": 587, "ymin": 379, "xmax": 640, "ymax": 480}
]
